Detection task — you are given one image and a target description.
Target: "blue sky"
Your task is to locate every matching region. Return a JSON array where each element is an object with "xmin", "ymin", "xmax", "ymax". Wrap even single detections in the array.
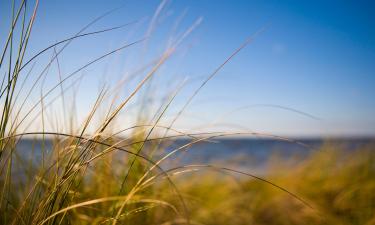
[{"xmin": 1, "ymin": 0, "xmax": 374, "ymax": 137}]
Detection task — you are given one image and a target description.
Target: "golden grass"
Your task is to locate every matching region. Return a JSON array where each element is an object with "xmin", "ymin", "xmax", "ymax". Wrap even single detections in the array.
[
  {"xmin": 164, "ymin": 144, "xmax": 375, "ymax": 225},
  {"xmin": 1, "ymin": 1, "xmax": 374, "ymax": 224}
]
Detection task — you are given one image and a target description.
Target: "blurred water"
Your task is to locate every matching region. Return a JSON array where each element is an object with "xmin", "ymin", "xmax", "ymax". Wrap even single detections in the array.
[
  {"xmin": 163, "ymin": 138, "xmax": 373, "ymax": 173},
  {"xmin": 13, "ymin": 138, "xmax": 373, "ymax": 174}
]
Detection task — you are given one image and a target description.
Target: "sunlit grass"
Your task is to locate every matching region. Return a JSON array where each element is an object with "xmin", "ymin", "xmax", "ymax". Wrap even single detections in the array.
[{"xmin": 1, "ymin": 1, "xmax": 374, "ymax": 225}]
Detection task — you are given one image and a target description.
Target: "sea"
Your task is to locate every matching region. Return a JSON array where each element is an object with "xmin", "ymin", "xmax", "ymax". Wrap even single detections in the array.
[{"xmin": 13, "ymin": 137, "xmax": 374, "ymax": 175}]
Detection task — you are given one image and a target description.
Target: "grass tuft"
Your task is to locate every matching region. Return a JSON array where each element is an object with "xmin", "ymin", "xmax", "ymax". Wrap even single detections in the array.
[{"xmin": 0, "ymin": 1, "xmax": 374, "ymax": 225}]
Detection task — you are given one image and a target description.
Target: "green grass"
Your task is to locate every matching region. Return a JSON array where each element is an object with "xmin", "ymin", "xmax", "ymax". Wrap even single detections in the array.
[{"xmin": 1, "ymin": 1, "xmax": 374, "ymax": 224}]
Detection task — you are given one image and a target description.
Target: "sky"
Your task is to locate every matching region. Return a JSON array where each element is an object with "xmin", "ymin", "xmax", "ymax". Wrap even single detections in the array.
[{"xmin": 1, "ymin": 0, "xmax": 374, "ymax": 137}]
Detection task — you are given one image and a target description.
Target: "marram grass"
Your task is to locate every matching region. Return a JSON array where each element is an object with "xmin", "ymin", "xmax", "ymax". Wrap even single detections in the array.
[{"xmin": 1, "ymin": 1, "xmax": 374, "ymax": 225}]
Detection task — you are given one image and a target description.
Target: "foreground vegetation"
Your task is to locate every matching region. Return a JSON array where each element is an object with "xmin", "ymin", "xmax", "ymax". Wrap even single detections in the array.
[
  {"xmin": 2, "ymin": 138, "xmax": 374, "ymax": 225},
  {"xmin": 1, "ymin": 1, "xmax": 374, "ymax": 224}
]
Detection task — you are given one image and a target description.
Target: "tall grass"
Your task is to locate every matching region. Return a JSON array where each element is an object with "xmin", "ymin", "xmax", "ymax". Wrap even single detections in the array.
[
  {"xmin": 156, "ymin": 144, "xmax": 375, "ymax": 225},
  {"xmin": 1, "ymin": 1, "xmax": 374, "ymax": 225}
]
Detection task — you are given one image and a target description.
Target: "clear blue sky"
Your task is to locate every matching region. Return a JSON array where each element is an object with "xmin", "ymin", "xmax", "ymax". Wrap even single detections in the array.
[{"xmin": 1, "ymin": 0, "xmax": 374, "ymax": 137}]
